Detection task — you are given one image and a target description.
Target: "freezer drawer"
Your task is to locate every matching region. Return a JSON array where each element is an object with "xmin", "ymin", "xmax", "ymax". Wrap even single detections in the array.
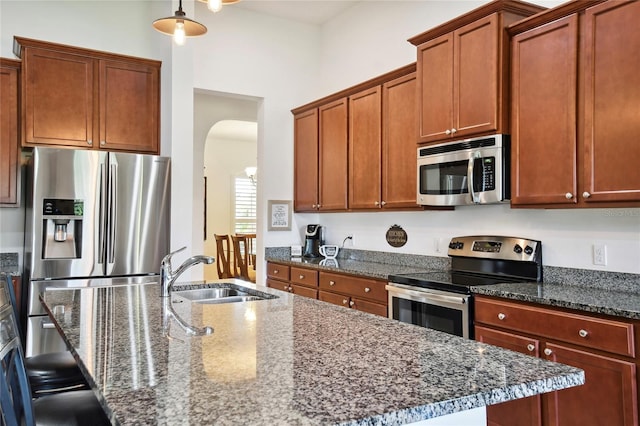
[{"xmin": 27, "ymin": 315, "xmax": 68, "ymax": 357}]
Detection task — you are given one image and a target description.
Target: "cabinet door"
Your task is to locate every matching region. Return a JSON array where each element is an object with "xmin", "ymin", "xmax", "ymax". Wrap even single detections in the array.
[
  {"xmin": 475, "ymin": 326, "xmax": 542, "ymax": 426},
  {"xmin": 319, "ymin": 290, "xmax": 350, "ymax": 309},
  {"xmin": 382, "ymin": 72, "xmax": 419, "ymax": 209},
  {"xmin": 99, "ymin": 60, "xmax": 159, "ymax": 154},
  {"xmin": 293, "ymin": 109, "xmax": 319, "ymax": 212},
  {"xmin": 543, "ymin": 342, "xmax": 638, "ymax": 426},
  {"xmin": 22, "ymin": 47, "xmax": 95, "ymax": 148},
  {"xmin": 290, "ymin": 284, "xmax": 317, "ymax": 300},
  {"xmin": 510, "ymin": 16, "xmax": 579, "ymax": 206},
  {"xmin": 0, "ymin": 60, "xmax": 19, "ymax": 205},
  {"xmin": 318, "ymin": 98, "xmax": 348, "ymax": 211},
  {"xmin": 266, "ymin": 278, "xmax": 289, "ymax": 293},
  {"xmin": 417, "ymin": 33, "xmax": 453, "ymax": 143},
  {"xmin": 582, "ymin": 0, "xmax": 640, "ymax": 203},
  {"xmin": 454, "ymin": 14, "xmax": 500, "ymax": 138},
  {"xmin": 349, "ymin": 86, "xmax": 381, "ymax": 209},
  {"xmin": 350, "ymin": 298, "xmax": 387, "ymax": 317}
]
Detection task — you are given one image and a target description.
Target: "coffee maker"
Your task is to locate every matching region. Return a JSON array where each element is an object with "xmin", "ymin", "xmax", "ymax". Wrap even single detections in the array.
[{"xmin": 303, "ymin": 224, "xmax": 323, "ymax": 258}]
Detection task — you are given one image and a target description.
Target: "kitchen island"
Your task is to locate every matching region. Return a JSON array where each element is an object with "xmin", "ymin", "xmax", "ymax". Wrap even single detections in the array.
[{"xmin": 41, "ymin": 279, "xmax": 583, "ymax": 425}]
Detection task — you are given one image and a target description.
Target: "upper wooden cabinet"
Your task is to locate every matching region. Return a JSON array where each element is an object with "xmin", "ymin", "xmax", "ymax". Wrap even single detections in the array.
[
  {"xmin": 14, "ymin": 37, "xmax": 160, "ymax": 154},
  {"xmin": 348, "ymin": 73, "xmax": 420, "ymax": 210},
  {"xmin": 510, "ymin": 0, "xmax": 640, "ymax": 207},
  {"xmin": 0, "ymin": 58, "xmax": 20, "ymax": 206},
  {"xmin": 318, "ymin": 98, "xmax": 348, "ymax": 211},
  {"xmin": 409, "ymin": 0, "xmax": 544, "ymax": 145},
  {"xmin": 292, "ymin": 64, "xmax": 418, "ymax": 213}
]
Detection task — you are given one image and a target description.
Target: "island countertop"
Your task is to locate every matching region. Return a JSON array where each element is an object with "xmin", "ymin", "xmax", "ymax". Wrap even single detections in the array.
[{"xmin": 41, "ymin": 279, "xmax": 583, "ymax": 425}]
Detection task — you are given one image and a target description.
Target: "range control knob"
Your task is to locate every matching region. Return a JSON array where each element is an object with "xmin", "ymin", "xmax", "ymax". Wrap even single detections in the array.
[
  {"xmin": 524, "ymin": 245, "xmax": 534, "ymax": 255},
  {"xmin": 449, "ymin": 241, "xmax": 464, "ymax": 250},
  {"xmin": 513, "ymin": 244, "xmax": 523, "ymax": 254},
  {"xmin": 448, "ymin": 242, "xmax": 456, "ymax": 249}
]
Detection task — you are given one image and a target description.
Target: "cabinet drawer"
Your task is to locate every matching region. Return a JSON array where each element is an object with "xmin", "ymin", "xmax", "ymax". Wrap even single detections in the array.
[
  {"xmin": 319, "ymin": 272, "xmax": 387, "ymax": 303},
  {"xmin": 475, "ymin": 297, "xmax": 635, "ymax": 357},
  {"xmin": 290, "ymin": 267, "xmax": 318, "ymax": 288},
  {"xmin": 266, "ymin": 263, "xmax": 290, "ymax": 281}
]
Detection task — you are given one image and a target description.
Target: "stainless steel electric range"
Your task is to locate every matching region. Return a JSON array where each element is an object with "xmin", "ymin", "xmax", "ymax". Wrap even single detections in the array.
[{"xmin": 387, "ymin": 235, "xmax": 542, "ymax": 339}]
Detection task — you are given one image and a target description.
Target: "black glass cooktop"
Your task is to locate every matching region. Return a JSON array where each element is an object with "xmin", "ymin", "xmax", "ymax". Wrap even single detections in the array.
[{"xmin": 388, "ymin": 271, "xmax": 531, "ymax": 295}]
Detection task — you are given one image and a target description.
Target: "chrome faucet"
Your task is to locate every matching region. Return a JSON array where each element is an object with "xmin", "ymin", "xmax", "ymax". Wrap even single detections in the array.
[{"xmin": 160, "ymin": 246, "xmax": 215, "ymax": 297}]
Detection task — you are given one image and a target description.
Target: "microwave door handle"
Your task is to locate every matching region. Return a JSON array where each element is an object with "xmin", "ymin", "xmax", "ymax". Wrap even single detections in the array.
[{"xmin": 467, "ymin": 151, "xmax": 481, "ymax": 204}]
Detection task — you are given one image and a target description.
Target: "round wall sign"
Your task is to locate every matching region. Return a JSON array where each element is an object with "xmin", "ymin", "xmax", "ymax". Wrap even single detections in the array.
[{"xmin": 386, "ymin": 225, "xmax": 407, "ymax": 248}]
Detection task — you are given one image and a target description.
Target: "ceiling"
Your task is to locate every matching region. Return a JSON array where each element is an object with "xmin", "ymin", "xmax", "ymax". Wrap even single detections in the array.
[{"xmin": 233, "ymin": 0, "xmax": 359, "ymax": 25}]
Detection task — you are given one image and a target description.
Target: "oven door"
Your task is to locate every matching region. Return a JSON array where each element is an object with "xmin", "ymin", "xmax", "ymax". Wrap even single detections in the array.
[{"xmin": 386, "ymin": 283, "xmax": 470, "ymax": 339}]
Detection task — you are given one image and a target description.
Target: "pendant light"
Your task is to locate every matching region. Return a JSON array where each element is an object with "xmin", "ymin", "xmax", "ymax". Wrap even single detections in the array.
[
  {"xmin": 153, "ymin": 0, "xmax": 207, "ymax": 45},
  {"xmin": 197, "ymin": 0, "xmax": 240, "ymax": 13}
]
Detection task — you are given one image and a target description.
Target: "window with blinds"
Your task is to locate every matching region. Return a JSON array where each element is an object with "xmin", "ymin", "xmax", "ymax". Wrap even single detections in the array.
[{"xmin": 234, "ymin": 176, "xmax": 256, "ymax": 234}]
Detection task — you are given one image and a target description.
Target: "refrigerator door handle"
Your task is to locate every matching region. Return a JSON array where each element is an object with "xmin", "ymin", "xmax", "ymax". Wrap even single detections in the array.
[
  {"xmin": 108, "ymin": 163, "xmax": 117, "ymax": 264},
  {"xmin": 98, "ymin": 163, "xmax": 107, "ymax": 265}
]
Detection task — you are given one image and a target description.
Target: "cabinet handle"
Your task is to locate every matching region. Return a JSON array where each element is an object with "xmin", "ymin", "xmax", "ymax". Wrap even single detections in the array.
[
  {"xmin": 544, "ymin": 348, "xmax": 553, "ymax": 356},
  {"xmin": 582, "ymin": 192, "xmax": 591, "ymax": 199},
  {"xmin": 565, "ymin": 192, "xmax": 573, "ymax": 199},
  {"xmin": 364, "ymin": 287, "xmax": 371, "ymax": 293},
  {"xmin": 497, "ymin": 313, "xmax": 506, "ymax": 320},
  {"xmin": 329, "ymin": 280, "xmax": 336, "ymax": 286},
  {"xmin": 342, "ymin": 299, "xmax": 348, "ymax": 305},
  {"xmin": 299, "ymin": 274, "xmax": 304, "ymax": 279},
  {"xmin": 87, "ymin": 139, "xmax": 92, "ymax": 145},
  {"xmin": 445, "ymin": 129, "xmax": 451, "ymax": 135},
  {"xmin": 526, "ymin": 344, "xmax": 535, "ymax": 352},
  {"xmin": 349, "ymin": 300, "xmax": 355, "ymax": 307},
  {"xmin": 451, "ymin": 128, "xmax": 457, "ymax": 134},
  {"xmin": 578, "ymin": 329, "xmax": 589, "ymax": 338}
]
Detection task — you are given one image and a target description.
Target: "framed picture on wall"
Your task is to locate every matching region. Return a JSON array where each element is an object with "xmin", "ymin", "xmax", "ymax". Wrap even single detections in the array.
[{"xmin": 267, "ymin": 200, "xmax": 292, "ymax": 231}]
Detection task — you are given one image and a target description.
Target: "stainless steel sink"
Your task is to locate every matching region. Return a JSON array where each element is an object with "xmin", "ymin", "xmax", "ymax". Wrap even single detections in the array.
[{"xmin": 174, "ymin": 284, "xmax": 277, "ymax": 305}]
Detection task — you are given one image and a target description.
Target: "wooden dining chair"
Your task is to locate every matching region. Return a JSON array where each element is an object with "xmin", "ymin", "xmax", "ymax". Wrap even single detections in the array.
[
  {"xmin": 231, "ymin": 235, "xmax": 256, "ymax": 282},
  {"xmin": 214, "ymin": 234, "xmax": 233, "ymax": 279},
  {"xmin": 236, "ymin": 233, "xmax": 256, "ymax": 270}
]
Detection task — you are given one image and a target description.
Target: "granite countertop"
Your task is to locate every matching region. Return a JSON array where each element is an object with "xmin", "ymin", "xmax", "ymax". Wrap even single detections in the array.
[
  {"xmin": 42, "ymin": 279, "xmax": 583, "ymax": 425},
  {"xmin": 472, "ymin": 281, "xmax": 640, "ymax": 320}
]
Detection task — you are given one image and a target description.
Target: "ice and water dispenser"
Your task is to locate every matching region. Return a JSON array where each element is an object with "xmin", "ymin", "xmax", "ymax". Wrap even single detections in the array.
[{"xmin": 41, "ymin": 198, "xmax": 84, "ymax": 259}]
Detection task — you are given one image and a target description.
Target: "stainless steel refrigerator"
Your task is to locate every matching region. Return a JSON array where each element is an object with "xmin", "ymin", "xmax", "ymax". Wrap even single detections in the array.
[{"xmin": 23, "ymin": 147, "xmax": 170, "ymax": 355}]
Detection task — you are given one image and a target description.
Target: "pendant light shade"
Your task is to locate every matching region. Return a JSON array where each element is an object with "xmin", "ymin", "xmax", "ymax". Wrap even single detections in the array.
[
  {"xmin": 153, "ymin": 0, "xmax": 207, "ymax": 44},
  {"xmin": 197, "ymin": 0, "xmax": 240, "ymax": 13}
]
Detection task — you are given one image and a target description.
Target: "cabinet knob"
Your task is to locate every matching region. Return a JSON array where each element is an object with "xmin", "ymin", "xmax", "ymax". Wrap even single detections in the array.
[
  {"xmin": 329, "ymin": 280, "xmax": 336, "ymax": 286},
  {"xmin": 342, "ymin": 299, "xmax": 348, "ymax": 305},
  {"xmin": 274, "ymin": 269, "xmax": 279, "ymax": 274},
  {"xmin": 565, "ymin": 192, "xmax": 573, "ymax": 199},
  {"xmin": 349, "ymin": 300, "xmax": 355, "ymax": 307},
  {"xmin": 544, "ymin": 348, "xmax": 553, "ymax": 356},
  {"xmin": 578, "ymin": 329, "xmax": 589, "ymax": 338},
  {"xmin": 582, "ymin": 192, "xmax": 591, "ymax": 199},
  {"xmin": 317, "ymin": 204, "xmax": 321, "ymax": 209},
  {"xmin": 299, "ymin": 274, "xmax": 304, "ymax": 279},
  {"xmin": 497, "ymin": 313, "xmax": 506, "ymax": 320},
  {"xmin": 312, "ymin": 204, "xmax": 316, "ymax": 208},
  {"xmin": 380, "ymin": 201, "xmax": 386, "ymax": 206},
  {"xmin": 451, "ymin": 128, "xmax": 457, "ymax": 134},
  {"xmin": 527, "ymin": 344, "xmax": 535, "ymax": 352},
  {"xmin": 374, "ymin": 201, "xmax": 380, "ymax": 206},
  {"xmin": 364, "ymin": 287, "xmax": 371, "ymax": 293},
  {"xmin": 445, "ymin": 129, "xmax": 452, "ymax": 135},
  {"xmin": 87, "ymin": 139, "xmax": 92, "ymax": 145},
  {"xmin": 100, "ymin": 140, "xmax": 106, "ymax": 146}
]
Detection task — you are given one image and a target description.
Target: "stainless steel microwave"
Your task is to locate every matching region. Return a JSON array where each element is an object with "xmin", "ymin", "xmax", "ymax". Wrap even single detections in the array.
[{"xmin": 417, "ymin": 134, "xmax": 510, "ymax": 206}]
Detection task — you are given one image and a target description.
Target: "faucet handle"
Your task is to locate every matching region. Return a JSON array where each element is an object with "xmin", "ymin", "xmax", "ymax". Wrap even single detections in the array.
[{"xmin": 162, "ymin": 246, "xmax": 187, "ymax": 268}]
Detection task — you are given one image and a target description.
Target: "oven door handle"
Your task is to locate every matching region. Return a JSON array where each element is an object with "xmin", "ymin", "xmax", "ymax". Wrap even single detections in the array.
[
  {"xmin": 468, "ymin": 151, "xmax": 481, "ymax": 204},
  {"xmin": 387, "ymin": 285, "xmax": 468, "ymax": 305}
]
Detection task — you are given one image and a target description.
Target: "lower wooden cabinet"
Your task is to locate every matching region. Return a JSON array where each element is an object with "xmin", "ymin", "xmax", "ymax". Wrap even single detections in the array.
[
  {"xmin": 475, "ymin": 295, "xmax": 638, "ymax": 426},
  {"xmin": 266, "ymin": 262, "xmax": 388, "ymax": 317}
]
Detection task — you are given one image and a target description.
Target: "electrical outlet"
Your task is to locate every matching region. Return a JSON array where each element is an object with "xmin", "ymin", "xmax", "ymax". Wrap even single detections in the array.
[{"xmin": 593, "ymin": 244, "xmax": 607, "ymax": 266}]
